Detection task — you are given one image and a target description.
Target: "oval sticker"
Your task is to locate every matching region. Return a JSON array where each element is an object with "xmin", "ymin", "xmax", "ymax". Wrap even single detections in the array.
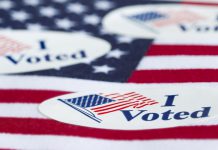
[
  {"xmin": 0, "ymin": 30, "xmax": 111, "ymax": 74},
  {"xmin": 39, "ymin": 87, "xmax": 218, "ymax": 130},
  {"xmin": 103, "ymin": 4, "xmax": 218, "ymax": 38}
]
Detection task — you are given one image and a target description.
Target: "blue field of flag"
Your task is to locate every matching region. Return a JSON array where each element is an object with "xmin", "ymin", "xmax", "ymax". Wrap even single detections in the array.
[
  {"xmin": 57, "ymin": 94, "xmax": 115, "ymax": 123},
  {"xmin": 127, "ymin": 11, "xmax": 167, "ymax": 22},
  {"xmin": 63, "ymin": 94, "xmax": 115, "ymax": 108}
]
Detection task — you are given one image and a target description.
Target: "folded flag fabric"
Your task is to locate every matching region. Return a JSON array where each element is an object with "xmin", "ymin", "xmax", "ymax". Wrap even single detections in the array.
[
  {"xmin": 1, "ymin": 0, "xmax": 218, "ymax": 149},
  {"xmin": 129, "ymin": 36, "xmax": 218, "ymax": 83}
]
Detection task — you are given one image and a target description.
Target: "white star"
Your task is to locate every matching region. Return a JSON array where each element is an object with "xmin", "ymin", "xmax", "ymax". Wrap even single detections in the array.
[
  {"xmin": 11, "ymin": 11, "xmax": 30, "ymax": 21},
  {"xmin": 56, "ymin": 18, "xmax": 75, "ymax": 29},
  {"xmin": 0, "ymin": 1, "xmax": 13, "ymax": 9},
  {"xmin": 117, "ymin": 36, "xmax": 134, "ymax": 43},
  {"xmin": 84, "ymin": 14, "xmax": 101, "ymax": 25},
  {"xmin": 106, "ymin": 49, "xmax": 127, "ymax": 59},
  {"xmin": 53, "ymin": 0, "xmax": 68, "ymax": 3},
  {"xmin": 40, "ymin": 7, "xmax": 58, "ymax": 17},
  {"xmin": 67, "ymin": 3, "xmax": 87, "ymax": 14},
  {"xmin": 75, "ymin": 30, "xmax": 91, "ymax": 36},
  {"xmin": 95, "ymin": 1, "xmax": 114, "ymax": 10},
  {"xmin": 93, "ymin": 65, "xmax": 115, "ymax": 74},
  {"xmin": 99, "ymin": 26, "xmax": 113, "ymax": 35},
  {"xmin": 0, "ymin": 27, "xmax": 12, "ymax": 31},
  {"xmin": 27, "ymin": 23, "xmax": 44, "ymax": 30},
  {"xmin": 24, "ymin": 0, "xmax": 41, "ymax": 6}
]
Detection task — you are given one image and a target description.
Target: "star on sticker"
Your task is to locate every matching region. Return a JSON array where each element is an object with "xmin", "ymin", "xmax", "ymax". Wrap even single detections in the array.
[
  {"xmin": 40, "ymin": 7, "xmax": 58, "ymax": 17},
  {"xmin": 93, "ymin": 65, "xmax": 115, "ymax": 74},
  {"xmin": 84, "ymin": 14, "xmax": 101, "ymax": 25},
  {"xmin": 106, "ymin": 49, "xmax": 127, "ymax": 59},
  {"xmin": 117, "ymin": 36, "xmax": 134, "ymax": 43},
  {"xmin": 11, "ymin": 11, "xmax": 30, "ymax": 21},
  {"xmin": 55, "ymin": 18, "xmax": 76, "ymax": 30},
  {"xmin": 0, "ymin": 1, "xmax": 13, "ymax": 9},
  {"xmin": 67, "ymin": 3, "xmax": 87, "ymax": 14}
]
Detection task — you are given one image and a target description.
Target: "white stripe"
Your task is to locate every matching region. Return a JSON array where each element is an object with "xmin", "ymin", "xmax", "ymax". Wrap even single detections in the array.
[
  {"xmin": 0, "ymin": 133, "xmax": 218, "ymax": 150},
  {"xmin": 137, "ymin": 56, "xmax": 218, "ymax": 70},
  {"xmin": 155, "ymin": 34, "xmax": 218, "ymax": 45},
  {"xmin": 1, "ymin": 75, "xmax": 218, "ymax": 92},
  {"xmin": 0, "ymin": 103, "xmax": 46, "ymax": 119}
]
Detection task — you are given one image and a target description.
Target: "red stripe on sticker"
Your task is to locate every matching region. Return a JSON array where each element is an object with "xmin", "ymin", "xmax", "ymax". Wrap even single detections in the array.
[
  {"xmin": 128, "ymin": 69, "xmax": 218, "ymax": 83},
  {"xmin": 0, "ymin": 117, "xmax": 218, "ymax": 140}
]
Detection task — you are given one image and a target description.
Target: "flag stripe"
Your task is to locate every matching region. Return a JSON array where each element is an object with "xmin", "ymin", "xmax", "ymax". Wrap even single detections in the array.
[
  {"xmin": 96, "ymin": 104, "xmax": 136, "ymax": 115},
  {"xmin": 181, "ymin": 1, "xmax": 218, "ymax": 6},
  {"xmin": 137, "ymin": 56, "xmax": 218, "ymax": 70},
  {"xmin": 128, "ymin": 69, "xmax": 218, "ymax": 83},
  {"xmin": 2, "ymin": 77, "xmax": 218, "ymax": 92},
  {"xmin": 0, "ymin": 89, "xmax": 70, "ymax": 103},
  {"xmin": 92, "ymin": 101, "xmax": 135, "ymax": 111},
  {"xmin": 147, "ymin": 45, "xmax": 218, "ymax": 56},
  {"xmin": 0, "ymin": 117, "xmax": 218, "ymax": 140},
  {"xmin": 0, "ymin": 134, "xmax": 218, "ymax": 150},
  {"xmin": 154, "ymin": 36, "xmax": 218, "ymax": 45},
  {"xmin": 0, "ymin": 103, "xmax": 46, "ymax": 118}
]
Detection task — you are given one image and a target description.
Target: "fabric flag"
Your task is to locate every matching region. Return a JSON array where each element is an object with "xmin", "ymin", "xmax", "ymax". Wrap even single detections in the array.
[
  {"xmin": 1, "ymin": 0, "xmax": 218, "ymax": 149},
  {"xmin": 128, "ymin": 36, "xmax": 218, "ymax": 83}
]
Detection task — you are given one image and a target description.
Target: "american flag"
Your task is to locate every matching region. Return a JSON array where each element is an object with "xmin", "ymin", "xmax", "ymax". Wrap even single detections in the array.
[
  {"xmin": 58, "ymin": 92, "xmax": 158, "ymax": 122},
  {"xmin": 0, "ymin": 35, "xmax": 31, "ymax": 56},
  {"xmin": 91, "ymin": 92, "xmax": 158, "ymax": 115},
  {"xmin": 0, "ymin": 0, "xmax": 218, "ymax": 149},
  {"xmin": 127, "ymin": 10, "xmax": 204, "ymax": 28}
]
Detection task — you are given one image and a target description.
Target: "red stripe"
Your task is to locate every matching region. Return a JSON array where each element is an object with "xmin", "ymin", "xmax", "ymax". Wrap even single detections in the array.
[
  {"xmin": 93, "ymin": 102, "xmax": 135, "ymax": 113},
  {"xmin": 136, "ymin": 97, "xmax": 149, "ymax": 100},
  {"xmin": 92, "ymin": 99, "xmax": 134, "ymax": 110},
  {"xmin": 97, "ymin": 104, "xmax": 138, "ymax": 115},
  {"xmin": 147, "ymin": 45, "xmax": 218, "ymax": 56},
  {"xmin": 111, "ymin": 92, "xmax": 137, "ymax": 99},
  {"xmin": 0, "ymin": 89, "xmax": 71, "ymax": 103},
  {"xmin": 134, "ymin": 104, "xmax": 148, "ymax": 108},
  {"xmin": 92, "ymin": 100, "xmax": 133, "ymax": 111},
  {"xmin": 0, "ymin": 117, "xmax": 218, "ymax": 140},
  {"xmin": 120, "ymin": 92, "xmax": 136, "ymax": 96},
  {"xmin": 127, "ymin": 95, "xmax": 145, "ymax": 100},
  {"xmin": 181, "ymin": 1, "xmax": 218, "ymax": 6},
  {"xmin": 103, "ymin": 93, "xmax": 119, "ymax": 97},
  {"xmin": 128, "ymin": 69, "xmax": 218, "ymax": 83}
]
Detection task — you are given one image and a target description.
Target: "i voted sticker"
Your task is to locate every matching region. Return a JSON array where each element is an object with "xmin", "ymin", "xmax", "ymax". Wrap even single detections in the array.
[
  {"xmin": 39, "ymin": 87, "xmax": 218, "ymax": 130},
  {"xmin": 0, "ymin": 30, "xmax": 111, "ymax": 74},
  {"xmin": 103, "ymin": 4, "xmax": 218, "ymax": 38}
]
